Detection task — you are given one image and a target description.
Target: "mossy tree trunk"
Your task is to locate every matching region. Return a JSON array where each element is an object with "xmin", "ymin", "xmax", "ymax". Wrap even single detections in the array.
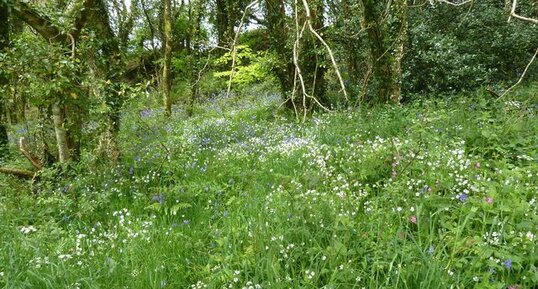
[
  {"xmin": 360, "ymin": 0, "xmax": 407, "ymax": 104},
  {"xmin": 0, "ymin": 1, "xmax": 10, "ymax": 156},
  {"xmin": 265, "ymin": 0, "xmax": 294, "ymax": 106}
]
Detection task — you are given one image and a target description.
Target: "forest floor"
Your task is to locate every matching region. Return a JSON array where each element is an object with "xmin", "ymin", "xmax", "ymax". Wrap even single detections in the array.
[{"xmin": 0, "ymin": 86, "xmax": 537, "ymax": 289}]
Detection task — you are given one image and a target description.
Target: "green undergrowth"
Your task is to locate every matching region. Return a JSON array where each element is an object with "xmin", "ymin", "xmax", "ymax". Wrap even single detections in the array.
[{"xmin": 1, "ymin": 87, "xmax": 537, "ymax": 289}]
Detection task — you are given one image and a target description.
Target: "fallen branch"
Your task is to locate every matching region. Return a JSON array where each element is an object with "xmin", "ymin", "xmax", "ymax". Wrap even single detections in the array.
[
  {"xmin": 19, "ymin": 137, "xmax": 43, "ymax": 170},
  {"xmin": 0, "ymin": 167, "xmax": 35, "ymax": 179}
]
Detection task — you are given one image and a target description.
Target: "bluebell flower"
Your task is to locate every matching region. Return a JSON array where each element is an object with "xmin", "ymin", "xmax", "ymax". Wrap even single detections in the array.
[
  {"xmin": 504, "ymin": 259, "xmax": 512, "ymax": 270},
  {"xmin": 152, "ymin": 194, "xmax": 165, "ymax": 204}
]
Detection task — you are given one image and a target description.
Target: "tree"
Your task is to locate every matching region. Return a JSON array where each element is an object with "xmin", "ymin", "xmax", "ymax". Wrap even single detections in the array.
[
  {"xmin": 10, "ymin": 0, "xmax": 95, "ymax": 163},
  {"xmin": 359, "ymin": 0, "xmax": 407, "ymax": 104},
  {"xmin": 264, "ymin": 0, "xmax": 294, "ymax": 100},
  {"xmin": 0, "ymin": 1, "xmax": 9, "ymax": 156}
]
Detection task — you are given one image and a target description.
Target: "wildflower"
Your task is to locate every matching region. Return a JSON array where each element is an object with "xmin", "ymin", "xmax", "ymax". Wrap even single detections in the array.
[
  {"xmin": 428, "ymin": 245, "xmax": 435, "ymax": 254},
  {"xmin": 305, "ymin": 270, "xmax": 315, "ymax": 279},
  {"xmin": 472, "ymin": 276, "xmax": 479, "ymax": 282},
  {"xmin": 474, "ymin": 162, "xmax": 481, "ymax": 169},
  {"xmin": 458, "ymin": 193, "xmax": 468, "ymax": 202},
  {"xmin": 20, "ymin": 226, "xmax": 37, "ymax": 234},
  {"xmin": 409, "ymin": 215, "xmax": 417, "ymax": 224},
  {"xmin": 504, "ymin": 259, "xmax": 512, "ymax": 270},
  {"xmin": 508, "ymin": 285, "xmax": 520, "ymax": 289},
  {"xmin": 485, "ymin": 196, "xmax": 494, "ymax": 204},
  {"xmin": 152, "ymin": 194, "xmax": 165, "ymax": 204}
]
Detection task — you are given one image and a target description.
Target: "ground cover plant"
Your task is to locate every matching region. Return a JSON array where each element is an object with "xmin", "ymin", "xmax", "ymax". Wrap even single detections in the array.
[{"xmin": 0, "ymin": 87, "xmax": 536, "ymax": 289}]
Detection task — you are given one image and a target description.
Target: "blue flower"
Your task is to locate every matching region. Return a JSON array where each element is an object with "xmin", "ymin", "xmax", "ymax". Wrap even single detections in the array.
[
  {"xmin": 458, "ymin": 193, "xmax": 468, "ymax": 202},
  {"xmin": 152, "ymin": 194, "xmax": 165, "ymax": 204},
  {"xmin": 504, "ymin": 259, "xmax": 512, "ymax": 270}
]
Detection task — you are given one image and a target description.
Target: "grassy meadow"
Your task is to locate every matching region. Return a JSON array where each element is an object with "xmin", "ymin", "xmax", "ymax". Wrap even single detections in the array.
[{"xmin": 0, "ymin": 88, "xmax": 537, "ymax": 289}]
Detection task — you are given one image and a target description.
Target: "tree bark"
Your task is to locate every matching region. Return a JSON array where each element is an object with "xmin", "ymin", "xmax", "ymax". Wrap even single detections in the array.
[
  {"xmin": 0, "ymin": 1, "xmax": 9, "ymax": 156},
  {"xmin": 360, "ymin": 0, "xmax": 405, "ymax": 104},
  {"xmin": 88, "ymin": 0, "xmax": 124, "ymax": 163},
  {"xmin": 52, "ymin": 102, "xmax": 70, "ymax": 163},
  {"xmin": 265, "ymin": 0, "xmax": 295, "ymax": 103},
  {"xmin": 0, "ymin": 167, "xmax": 35, "ymax": 179}
]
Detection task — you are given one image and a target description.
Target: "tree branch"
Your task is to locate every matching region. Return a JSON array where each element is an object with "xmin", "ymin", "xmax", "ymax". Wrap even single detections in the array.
[
  {"xmin": 436, "ymin": 0, "xmax": 473, "ymax": 6},
  {"xmin": 508, "ymin": 0, "xmax": 538, "ymax": 24},
  {"xmin": 12, "ymin": 0, "xmax": 95, "ymax": 46},
  {"xmin": 11, "ymin": 0, "xmax": 62, "ymax": 41},
  {"xmin": 19, "ymin": 137, "xmax": 43, "ymax": 170},
  {"xmin": 498, "ymin": 47, "xmax": 538, "ymax": 100}
]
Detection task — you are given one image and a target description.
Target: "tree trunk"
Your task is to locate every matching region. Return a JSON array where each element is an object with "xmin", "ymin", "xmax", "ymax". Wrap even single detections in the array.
[
  {"xmin": 162, "ymin": 0, "xmax": 173, "ymax": 116},
  {"xmin": 216, "ymin": 0, "xmax": 230, "ymax": 47},
  {"xmin": 0, "ymin": 1, "xmax": 10, "ymax": 156},
  {"xmin": 360, "ymin": 0, "xmax": 404, "ymax": 104},
  {"xmin": 89, "ymin": 0, "xmax": 124, "ymax": 163},
  {"xmin": 265, "ymin": 0, "xmax": 295, "ymax": 104},
  {"xmin": 52, "ymin": 102, "xmax": 70, "ymax": 163}
]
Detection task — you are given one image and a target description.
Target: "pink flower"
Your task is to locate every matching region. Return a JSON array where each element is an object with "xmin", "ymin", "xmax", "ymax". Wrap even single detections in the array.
[
  {"xmin": 475, "ymin": 162, "xmax": 481, "ymax": 169},
  {"xmin": 485, "ymin": 196, "xmax": 494, "ymax": 204},
  {"xmin": 409, "ymin": 215, "xmax": 417, "ymax": 224}
]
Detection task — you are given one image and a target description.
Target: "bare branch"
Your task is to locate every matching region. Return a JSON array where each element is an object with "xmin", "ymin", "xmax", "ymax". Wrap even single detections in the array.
[
  {"xmin": 498, "ymin": 47, "xmax": 538, "ymax": 100},
  {"xmin": 301, "ymin": 0, "xmax": 348, "ymax": 102},
  {"xmin": 509, "ymin": 0, "xmax": 538, "ymax": 24},
  {"xmin": 436, "ymin": 0, "xmax": 473, "ymax": 6}
]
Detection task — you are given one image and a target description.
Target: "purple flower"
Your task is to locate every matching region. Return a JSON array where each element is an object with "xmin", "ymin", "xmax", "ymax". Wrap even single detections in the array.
[
  {"xmin": 152, "ymin": 194, "xmax": 165, "ymax": 204},
  {"xmin": 458, "ymin": 193, "xmax": 468, "ymax": 202},
  {"xmin": 140, "ymin": 109, "xmax": 153, "ymax": 118},
  {"xmin": 504, "ymin": 259, "xmax": 512, "ymax": 269}
]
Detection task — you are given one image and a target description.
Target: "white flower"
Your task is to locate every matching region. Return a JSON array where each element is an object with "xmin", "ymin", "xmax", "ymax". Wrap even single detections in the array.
[{"xmin": 20, "ymin": 226, "xmax": 37, "ymax": 234}]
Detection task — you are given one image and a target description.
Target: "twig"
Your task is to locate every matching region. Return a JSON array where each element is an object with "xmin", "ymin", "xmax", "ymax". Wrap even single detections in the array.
[{"xmin": 497, "ymin": 47, "xmax": 538, "ymax": 100}]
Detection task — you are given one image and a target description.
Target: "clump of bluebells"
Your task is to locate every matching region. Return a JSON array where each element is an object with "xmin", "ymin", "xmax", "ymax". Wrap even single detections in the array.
[{"xmin": 0, "ymin": 91, "xmax": 537, "ymax": 288}]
